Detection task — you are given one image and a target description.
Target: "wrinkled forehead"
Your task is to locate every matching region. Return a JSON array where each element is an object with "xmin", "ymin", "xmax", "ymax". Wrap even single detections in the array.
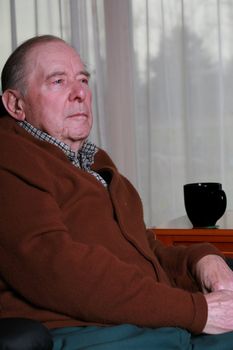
[{"xmin": 25, "ymin": 41, "xmax": 85, "ymax": 79}]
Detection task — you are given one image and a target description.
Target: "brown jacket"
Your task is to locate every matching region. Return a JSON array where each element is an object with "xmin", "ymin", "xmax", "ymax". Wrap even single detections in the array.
[{"xmin": 0, "ymin": 116, "xmax": 221, "ymax": 333}]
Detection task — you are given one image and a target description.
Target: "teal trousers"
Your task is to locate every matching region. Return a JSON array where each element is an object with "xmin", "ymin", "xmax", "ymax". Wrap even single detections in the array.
[{"xmin": 51, "ymin": 324, "xmax": 233, "ymax": 350}]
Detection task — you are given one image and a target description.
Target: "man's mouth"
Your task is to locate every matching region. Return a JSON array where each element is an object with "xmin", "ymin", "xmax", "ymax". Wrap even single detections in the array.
[{"xmin": 68, "ymin": 112, "xmax": 88, "ymax": 119}]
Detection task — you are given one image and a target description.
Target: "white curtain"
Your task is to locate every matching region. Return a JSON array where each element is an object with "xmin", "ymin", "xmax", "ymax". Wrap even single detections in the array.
[{"xmin": 1, "ymin": 0, "xmax": 233, "ymax": 227}]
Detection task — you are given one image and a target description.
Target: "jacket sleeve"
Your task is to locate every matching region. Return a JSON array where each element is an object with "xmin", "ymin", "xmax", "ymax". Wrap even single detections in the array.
[
  {"xmin": 0, "ymin": 168, "xmax": 207, "ymax": 334},
  {"xmin": 145, "ymin": 229, "xmax": 224, "ymax": 290}
]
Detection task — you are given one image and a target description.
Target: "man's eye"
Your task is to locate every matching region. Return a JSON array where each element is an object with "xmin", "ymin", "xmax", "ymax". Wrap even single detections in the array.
[
  {"xmin": 53, "ymin": 79, "xmax": 63, "ymax": 85},
  {"xmin": 81, "ymin": 78, "xmax": 89, "ymax": 85}
]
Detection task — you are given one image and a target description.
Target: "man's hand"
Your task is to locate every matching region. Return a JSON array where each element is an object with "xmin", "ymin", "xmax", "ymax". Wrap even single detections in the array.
[
  {"xmin": 203, "ymin": 290, "xmax": 233, "ymax": 334},
  {"xmin": 195, "ymin": 254, "xmax": 233, "ymax": 293},
  {"xmin": 195, "ymin": 255, "xmax": 233, "ymax": 334}
]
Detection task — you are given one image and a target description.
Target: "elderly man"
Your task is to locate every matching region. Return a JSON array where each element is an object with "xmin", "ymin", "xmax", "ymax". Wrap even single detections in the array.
[{"xmin": 1, "ymin": 35, "xmax": 233, "ymax": 350}]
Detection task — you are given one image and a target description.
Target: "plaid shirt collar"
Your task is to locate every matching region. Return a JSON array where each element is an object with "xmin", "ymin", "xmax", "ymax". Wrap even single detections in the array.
[{"xmin": 17, "ymin": 120, "xmax": 97, "ymax": 171}]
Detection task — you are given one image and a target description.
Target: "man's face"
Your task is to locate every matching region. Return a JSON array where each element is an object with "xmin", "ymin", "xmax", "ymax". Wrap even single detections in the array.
[{"xmin": 20, "ymin": 41, "xmax": 93, "ymax": 151}]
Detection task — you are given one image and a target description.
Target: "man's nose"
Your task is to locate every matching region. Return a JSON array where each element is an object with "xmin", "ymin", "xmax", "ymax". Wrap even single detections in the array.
[{"xmin": 69, "ymin": 81, "xmax": 87, "ymax": 102}]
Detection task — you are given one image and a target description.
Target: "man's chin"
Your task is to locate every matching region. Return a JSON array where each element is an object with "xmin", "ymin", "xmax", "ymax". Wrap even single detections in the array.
[{"xmin": 66, "ymin": 134, "xmax": 89, "ymax": 151}]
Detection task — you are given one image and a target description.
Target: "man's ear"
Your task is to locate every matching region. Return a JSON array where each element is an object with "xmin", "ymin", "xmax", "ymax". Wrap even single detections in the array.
[{"xmin": 2, "ymin": 90, "xmax": 26, "ymax": 121}]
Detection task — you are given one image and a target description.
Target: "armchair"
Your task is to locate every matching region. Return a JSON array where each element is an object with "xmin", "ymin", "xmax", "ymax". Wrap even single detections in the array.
[
  {"xmin": 0, "ymin": 318, "xmax": 53, "ymax": 350},
  {"xmin": 0, "ymin": 96, "xmax": 6, "ymax": 117}
]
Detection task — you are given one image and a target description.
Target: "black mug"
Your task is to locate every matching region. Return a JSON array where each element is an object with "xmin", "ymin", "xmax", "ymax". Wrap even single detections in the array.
[{"xmin": 183, "ymin": 182, "xmax": 227, "ymax": 227}]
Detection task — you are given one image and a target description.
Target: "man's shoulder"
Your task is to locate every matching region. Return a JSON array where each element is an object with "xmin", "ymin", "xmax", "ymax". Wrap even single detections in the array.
[
  {"xmin": 0, "ymin": 116, "xmax": 27, "ymax": 149},
  {"xmin": 0, "ymin": 116, "xmax": 32, "ymax": 140},
  {"xmin": 93, "ymin": 147, "xmax": 117, "ymax": 170},
  {"xmin": 0, "ymin": 116, "xmax": 65, "ymax": 165},
  {"xmin": 0, "ymin": 115, "xmax": 17, "ymax": 132}
]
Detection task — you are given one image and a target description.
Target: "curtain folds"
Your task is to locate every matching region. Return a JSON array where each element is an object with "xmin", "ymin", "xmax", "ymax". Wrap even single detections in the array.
[{"xmin": 1, "ymin": 0, "xmax": 233, "ymax": 226}]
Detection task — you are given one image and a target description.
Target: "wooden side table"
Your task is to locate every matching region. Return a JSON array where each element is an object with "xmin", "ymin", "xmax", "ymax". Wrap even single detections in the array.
[{"xmin": 152, "ymin": 210, "xmax": 233, "ymax": 258}]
